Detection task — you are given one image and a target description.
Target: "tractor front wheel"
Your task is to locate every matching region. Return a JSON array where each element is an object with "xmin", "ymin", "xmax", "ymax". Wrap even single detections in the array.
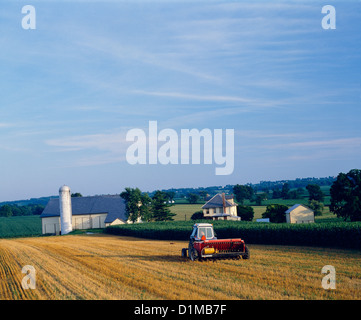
[{"xmin": 181, "ymin": 248, "xmax": 188, "ymax": 258}]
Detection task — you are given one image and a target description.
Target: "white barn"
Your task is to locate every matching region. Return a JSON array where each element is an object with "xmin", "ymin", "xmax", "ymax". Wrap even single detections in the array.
[
  {"xmin": 285, "ymin": 204, "xmax": 315, "ymax": 224},
  {"xmin": 40, "ymin": 195, "xmax": 128, "ymax": 235}
]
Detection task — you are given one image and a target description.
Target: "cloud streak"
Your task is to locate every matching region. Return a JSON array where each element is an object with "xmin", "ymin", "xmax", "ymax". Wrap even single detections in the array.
[{"xmin": 265, "ymin": 137, "xmax": 361, "ymax": 150}]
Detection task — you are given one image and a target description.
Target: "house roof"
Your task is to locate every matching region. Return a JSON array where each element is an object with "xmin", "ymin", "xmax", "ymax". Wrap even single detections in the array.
[
  {"xmin": 285, "ymin": 204, "xmax": 313, "ymax": 214},
  {"xmin": 40, "ymin": 195, "xmax": 127, "ymax": 223},
  {"xmin": 205, "ymin": 194, "xmax": 234, "ymax": 201},
  {"xmin": 202, "ymin": 193, "xmax": 237, "ymax": 209}
]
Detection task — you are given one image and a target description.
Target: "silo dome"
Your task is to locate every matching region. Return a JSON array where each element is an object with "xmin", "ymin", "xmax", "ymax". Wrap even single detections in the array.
[{"xmin": 59, "ymin": 185, "xmax": 71, "ymax": 193}]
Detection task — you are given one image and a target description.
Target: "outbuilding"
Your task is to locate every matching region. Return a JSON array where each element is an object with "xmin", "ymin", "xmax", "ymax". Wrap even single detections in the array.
[{"xmin": 285, "ymin": 204, "xmax": 315, "ymax": 224}]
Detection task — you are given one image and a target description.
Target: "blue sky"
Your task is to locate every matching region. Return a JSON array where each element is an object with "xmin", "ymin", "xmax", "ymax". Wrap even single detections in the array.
[{"xmin": 0, "ymin": 0, "xmax": 360, "ymax": 201}]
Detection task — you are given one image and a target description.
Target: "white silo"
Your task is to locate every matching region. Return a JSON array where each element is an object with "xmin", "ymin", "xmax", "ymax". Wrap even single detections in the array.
[{"xmin": 59, "ymin": 185, "xmax": 73, "ymax": 235}]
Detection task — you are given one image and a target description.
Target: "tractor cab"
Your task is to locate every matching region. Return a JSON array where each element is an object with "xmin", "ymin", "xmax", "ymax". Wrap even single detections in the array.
[{"xmin": 190, "ymin": 223, "xmax": 217, "ymax": 241}]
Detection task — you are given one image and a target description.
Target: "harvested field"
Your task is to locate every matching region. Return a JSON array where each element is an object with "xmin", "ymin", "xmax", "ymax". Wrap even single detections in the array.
[{"xmin": 0, "ymin": 234, "xmax": 360, "ymax": 300}]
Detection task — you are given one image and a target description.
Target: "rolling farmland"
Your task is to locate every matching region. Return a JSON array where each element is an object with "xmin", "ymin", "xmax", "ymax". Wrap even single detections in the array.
[{"xmin": 0, "ymin": 233, "xmax": 360, "ymax": 300}]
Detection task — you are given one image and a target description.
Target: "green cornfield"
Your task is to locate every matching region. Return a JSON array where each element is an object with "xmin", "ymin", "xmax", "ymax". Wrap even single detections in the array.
[
  {"xmin": 105, "ymin": 220, "xmax": 361, "ymax": 250},
  {"xmin": 0, "ymin": 216, "xmax": 42, "ymax": 238}
]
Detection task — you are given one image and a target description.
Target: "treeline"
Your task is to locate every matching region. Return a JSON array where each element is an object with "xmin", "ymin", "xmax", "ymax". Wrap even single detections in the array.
[
  {"xmin": 233, "ymin": 183, "xmax": 325, "ymax": 205},
  {"xmin": 155, "ymin": 176, "xmax": 335, "ymax": 201},
  {"xmin": 253, "ymin": 176, "xmax": 336, "ymax": 191},
  {"xmin": 148, "ymin": 185, "xmax": 233, "ymax": 200},
  {"xmin": 0, "ymin": 204, "xmax": 45, "ymax": 217}
]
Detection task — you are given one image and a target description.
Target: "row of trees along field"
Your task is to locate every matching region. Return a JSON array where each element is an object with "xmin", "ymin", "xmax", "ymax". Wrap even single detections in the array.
[
  {"xmin": 0, "ymin": 204, "xmax": 44, "ymax": 217},
  {"xmin": 232, "ymin": 183, "xmax": 325, "ymax": 204}
]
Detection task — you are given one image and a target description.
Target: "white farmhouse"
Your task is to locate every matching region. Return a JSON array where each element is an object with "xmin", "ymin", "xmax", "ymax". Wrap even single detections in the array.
[
  {"xmin": 285, "ymin": 204, "xmax": 315, "ymax": 224},
  {"xmin": 202, "ymin": 193, "xmax": 240, "ymax": 221}
]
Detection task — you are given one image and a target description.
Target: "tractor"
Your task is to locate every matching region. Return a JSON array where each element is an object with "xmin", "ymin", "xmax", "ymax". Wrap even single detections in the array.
[{"xmin": 181, "ymin": 223, "xmax": 250, "ymax": 261}]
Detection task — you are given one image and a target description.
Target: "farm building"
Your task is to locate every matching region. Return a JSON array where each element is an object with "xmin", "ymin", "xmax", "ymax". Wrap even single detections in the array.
[
  {"xmin": 40, "ymin": 191, "xmax": 129, "ymax": 235},
  {"xmin": 202, "ymin": 193, "xmax": 240, "ymax": 221},
  {"xmin": 285, "ymin": 204, "xmax": 315, "ymax": 224}
]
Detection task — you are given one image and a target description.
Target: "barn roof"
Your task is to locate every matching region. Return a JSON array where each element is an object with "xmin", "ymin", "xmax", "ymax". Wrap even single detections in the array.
[
  {"xmin": 285, "ymin": 204, "xmax": 313, "ymax": 213},
  {"xmin": 202, "ymin": 193, "xmax": 237, "ymax": 209},
  {"xmin": 40, "ymin": 195, "xmax": 127, "ymax": 223}
]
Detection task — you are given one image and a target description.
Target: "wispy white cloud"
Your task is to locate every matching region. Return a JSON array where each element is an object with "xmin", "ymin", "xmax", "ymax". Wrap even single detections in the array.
[
  {"xmin": 75, "ymin": 34, "xmax": 220, "ymax": 82},
  {"xmin": 235, "ymin": 130, "xmax": 327, "ymax": 140},
  {"xmin": 265, "ymin": 137, "xmax": 361, "ymax": 150},
  {"xmin": 0, "ymin": 123, "xmax": 16, "ymax": 128},
  {"xmin": 132, "ymin": 90, "xmax": 253, "ymax": 104},
  {"xmin": 46, "ymin": 130, "xmax": 128, "ymax": 152}
]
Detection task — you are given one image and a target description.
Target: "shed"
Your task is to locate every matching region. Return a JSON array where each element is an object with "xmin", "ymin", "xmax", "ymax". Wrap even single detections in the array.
[
  {"xmin": 40, "ymin": 195, "xmax": 128, "ymax": 234},
  {"xmin": 285, "ymin": 204, "xmax": 314, "ymax": 224}
]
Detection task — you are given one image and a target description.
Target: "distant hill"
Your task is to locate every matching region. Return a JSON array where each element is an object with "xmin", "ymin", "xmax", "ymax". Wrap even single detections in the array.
[{"xmin": 0, "ymin": 196, "xmax": 57, "ymax": 207}]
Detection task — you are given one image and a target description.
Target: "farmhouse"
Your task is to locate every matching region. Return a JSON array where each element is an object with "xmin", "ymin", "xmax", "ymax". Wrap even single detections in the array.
[
  {"xmin": 285, "ymin": 204, "xmax": 315, "ymax": 224},
  {"xmin": 40, "ymin": 194, "xmax": 128, "ymax": 235},
  {"xmin": 202, "ymin": 193, "xmax": 240, "ymax": 221}
]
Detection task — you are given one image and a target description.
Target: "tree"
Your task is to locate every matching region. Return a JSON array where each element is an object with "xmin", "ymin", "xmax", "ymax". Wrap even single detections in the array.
[
  {"xmin": 255, "ymin": 193, "xmax": 267, "ymax": 206},
  {"xmin": 262, "ymin": 204, "xmax": 288, "ymax": 223},
  {"xmin": 236, "ymin": 205, "xmax": 254, "ymax": 221},
  {"xmin": 186, "ymin": 193, "xmax": 199, "ymax": 204},
  {"xmin": 308, "ymin": 200, "xmax": 324, "ymax": 216},
  {"xmin": 29, "ymin": 204, "xmax": 45, "ymax": 215},
  {"xmin": 120, "ymin": 187, "xmax": 151, "ymax": 223},
  {"xmin": 287, "ymin": 190, "xmax": 298, "ymax": 199},
  {"xmin": 165, "ymin": 191, "xmax": 175, "ymax": 203},
  {"xmin": 272, "ymin": 188, "xmax": 282, "ymax": 199},
  {"xmin": 330, "ymin": 169, "xmax": 361, "ymax": 221},
  {"xmin": 233, "ymin": 184, "xmax": 254, "ymax": 204},
  {"xmin": 71, "ymin": 193, "xmax": 83, "ymax": 197},
  {"xmin": 191, "ymin": 211, "xmax": 204, "ymax": 220},
  {"xmin": 151, "ymin": 190, "xmax": 176, "ymax": 221},
  {"xmin": 0, "ymin": 205, "xmax": 13, "ymax": 217},
  {"xmin": 139, "ymin": 193, "xmax": 152, "ymax": 222},
  {"xmin": 306, "ymin": 184, "xmax": 324, "ymax": 202},
  {"xmin": 198, "ymin": 191, "xmax": 208, "ymax": 201},
  {"xmin": 281, "ymin": 183, "xmax": 290, "ymax": 199},
  {"xmin": 296, "ymin": 187, "xmax": 305, "ymax": 198}
]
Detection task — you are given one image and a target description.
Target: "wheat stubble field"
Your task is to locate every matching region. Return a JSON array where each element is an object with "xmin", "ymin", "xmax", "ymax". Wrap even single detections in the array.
[{"xmin": 0, "ymin": 233, "xmax": 360, "ymax": 300}]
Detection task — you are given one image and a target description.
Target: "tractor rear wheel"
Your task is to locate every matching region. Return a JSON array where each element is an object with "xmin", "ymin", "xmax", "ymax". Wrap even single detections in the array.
[
  {"xmin": 242, "ymin": 246, "xmax": 250, "ymax": 259},
  {"xmin": 188, "ymin": 242, "xmax": 199, "ymax": 261}
]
